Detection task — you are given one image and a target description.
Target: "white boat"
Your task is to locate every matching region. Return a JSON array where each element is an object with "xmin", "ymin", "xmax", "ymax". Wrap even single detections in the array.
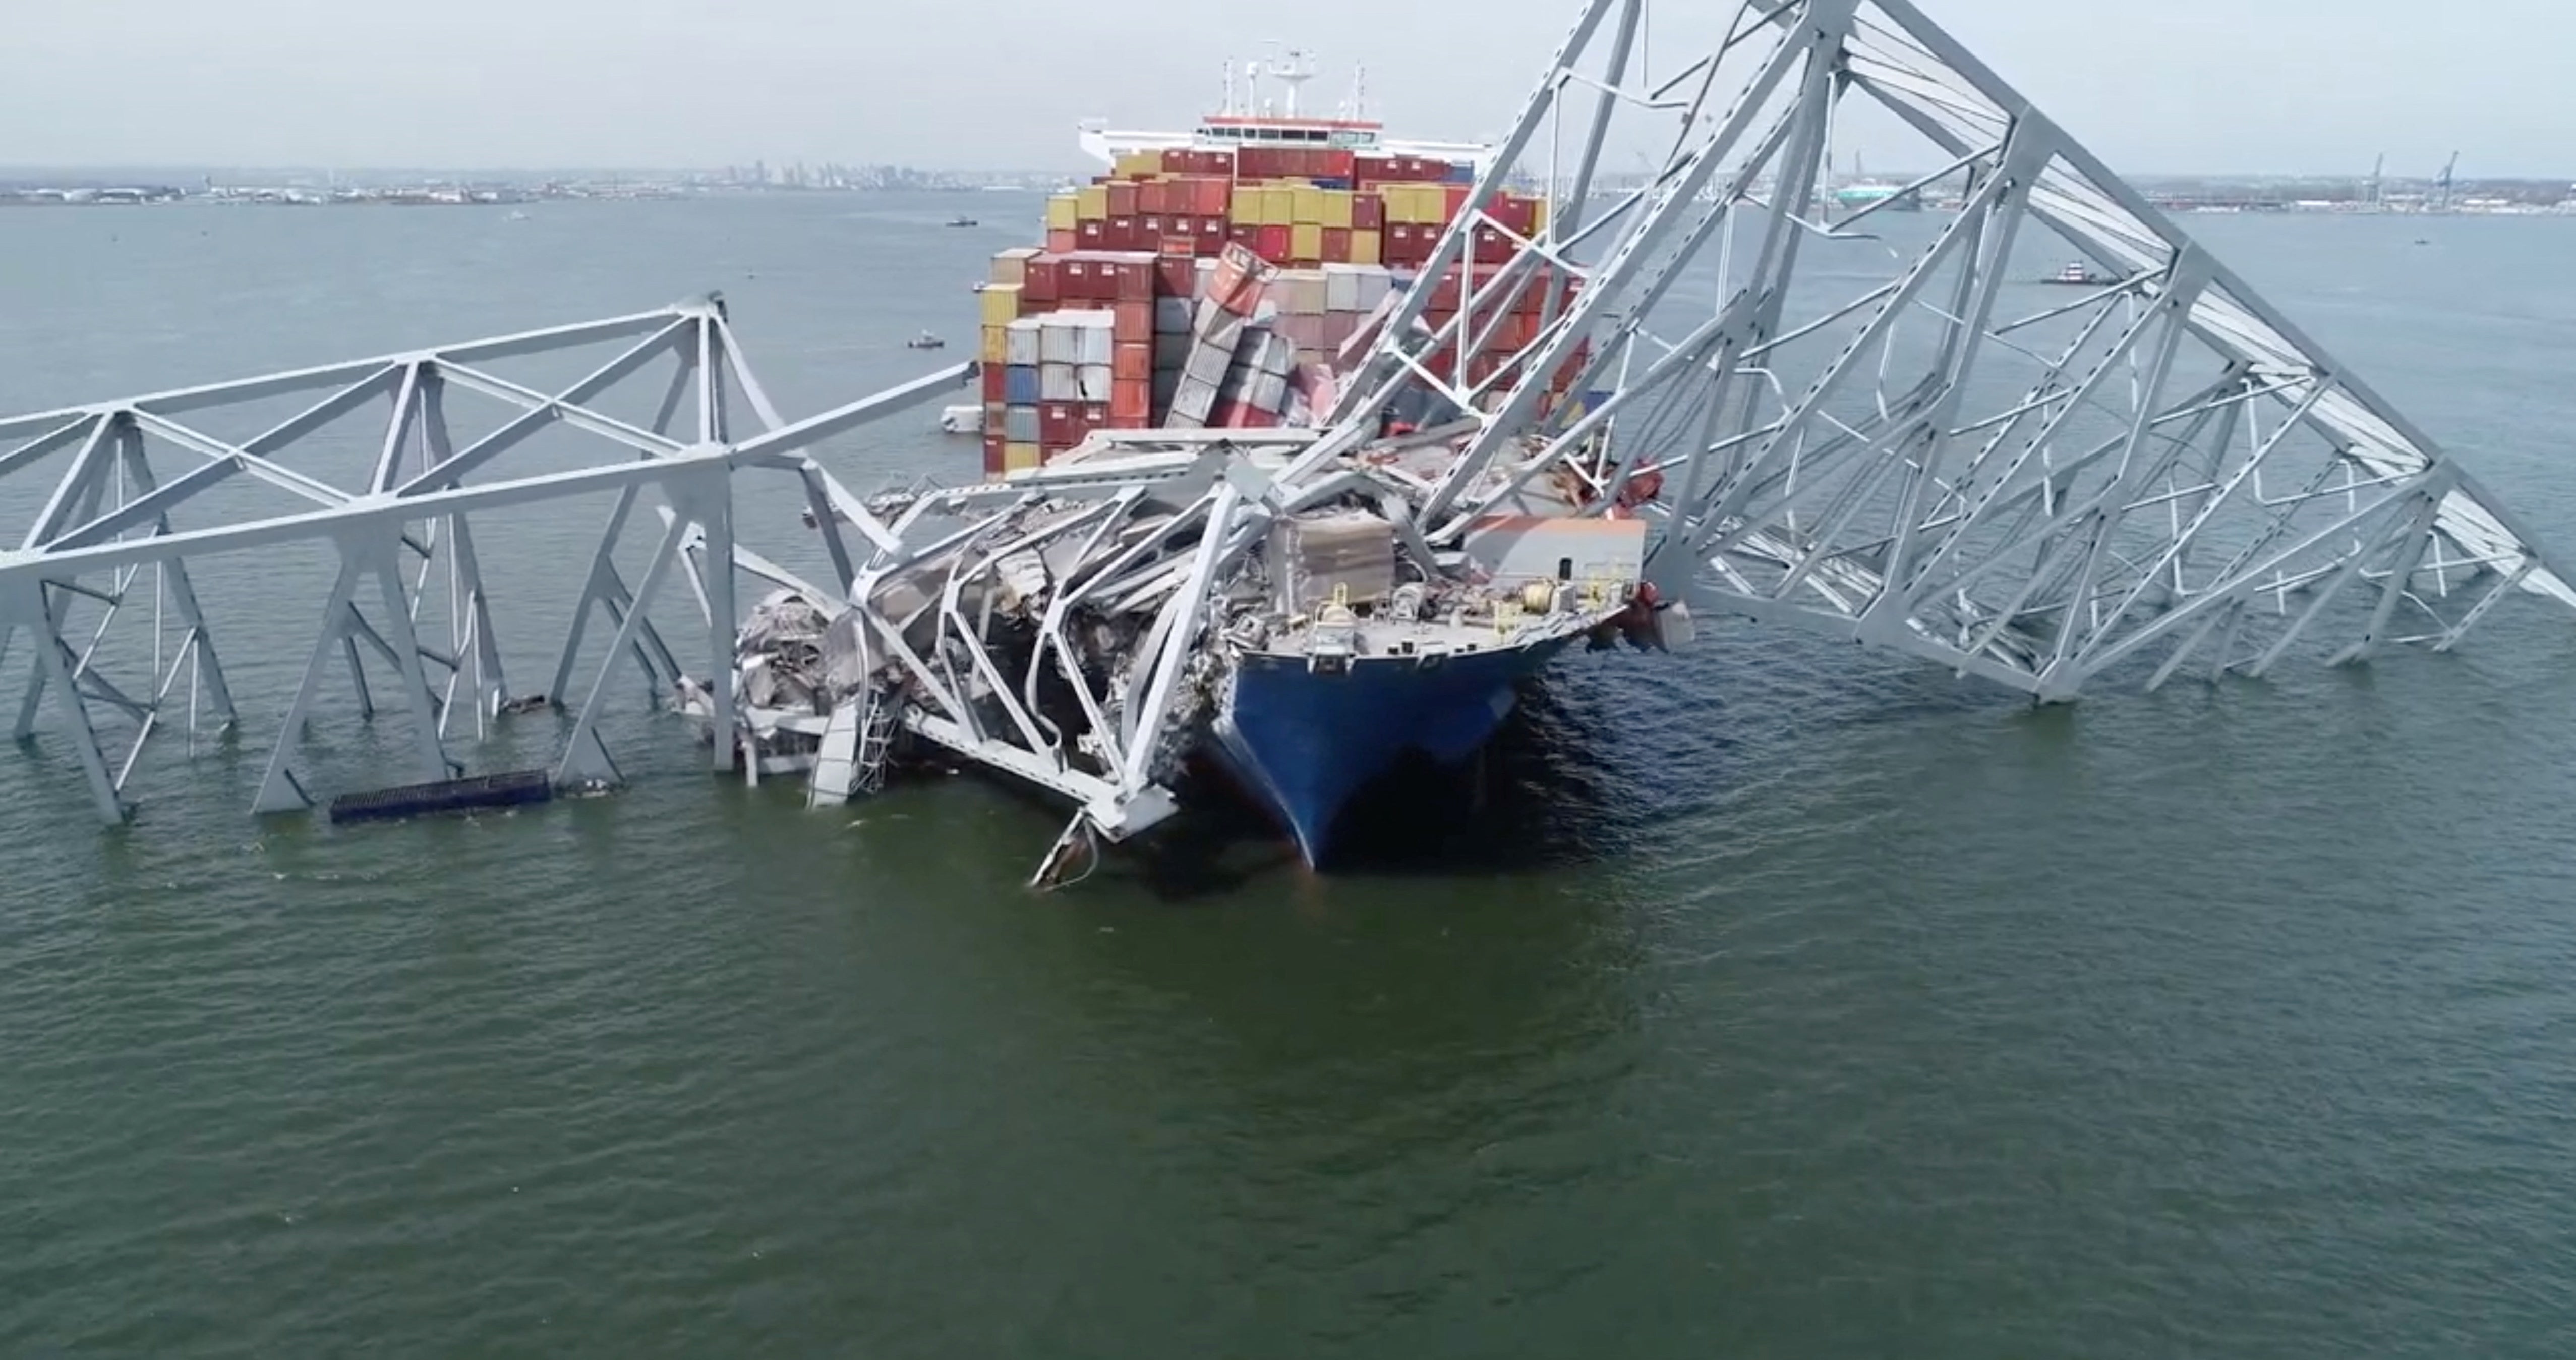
[{"xmin": 938, "ymin": 404, "xmax": 983, "ymax": 436}]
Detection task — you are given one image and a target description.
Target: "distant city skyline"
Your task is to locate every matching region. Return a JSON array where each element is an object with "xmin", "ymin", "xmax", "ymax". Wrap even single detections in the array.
[{"xmin": 5, "ymin": 0, "xmax": 2574, "ymax": 178}]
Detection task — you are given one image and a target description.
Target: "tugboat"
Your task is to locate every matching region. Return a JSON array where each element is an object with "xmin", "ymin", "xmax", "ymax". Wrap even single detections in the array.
[
  {"xmin": 2044, "ymin": 260, "xmax": 2112, "ymax": 285},
  {"xmin": 905, "ymin": 330, "xmax": 946, "ymax": 351}
]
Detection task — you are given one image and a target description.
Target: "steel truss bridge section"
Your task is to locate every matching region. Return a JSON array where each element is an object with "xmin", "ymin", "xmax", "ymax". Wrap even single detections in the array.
[
  {"xmin": 0, "ymin": 295, "xmax": 964, "ymax": 825},
  {"xmin": 1325, "ymin": 0, "xmax": 2575, "ymax": 699}
]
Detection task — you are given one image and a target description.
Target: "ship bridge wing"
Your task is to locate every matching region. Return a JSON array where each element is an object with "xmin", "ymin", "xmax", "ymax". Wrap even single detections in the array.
[{"xmin": 1325, "ymin": 0, "xmax": 2576, "ymax": 699}]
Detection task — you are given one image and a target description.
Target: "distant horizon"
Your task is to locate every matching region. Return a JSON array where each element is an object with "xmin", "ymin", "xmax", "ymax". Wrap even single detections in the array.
[{"xmin": 4, "ymin": 162, "xmax": 2570, "ymax": 186}]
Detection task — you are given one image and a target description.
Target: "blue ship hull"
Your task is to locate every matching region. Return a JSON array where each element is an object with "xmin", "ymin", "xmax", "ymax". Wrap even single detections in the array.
[{"xmin": 1207, "ymin": 638, "xmax": 1577, "ymax": 866}]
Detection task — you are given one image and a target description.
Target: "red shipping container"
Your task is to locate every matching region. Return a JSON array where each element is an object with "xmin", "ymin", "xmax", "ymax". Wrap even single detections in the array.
[
  {"xmin": 1474, "ymin": 225, "xmax": 1515, "ymax": 265},
  {"xmin": 1104, "ymin": 216, "xmax": 1137, "ymax": 251},
  {"xmin": 1254, "ymin": 225, "xmax": 1291, "ymax": 263},
  {"xmin": 1138, "ymin": 215, "xmax": 1164, "ymax": 244},
  {"xmin": 980, "ymin": 364, "xmax": 1008, "ymax": 403},
  {"xmin": 1113, "ymin": 341, "xmax": 1153, "ymax": 382},
  {"xmin": 1078, "ymin": 219, "xmax": 1106, "ymax": 249},
  {"xmin": 1228, "ymin": 223, "xmax": 1260, "ymax": 250},
  {"xmin": 1045, "ymin": 228, "xmax": 1078, "ymax": 254},
  {"xmin": 1110, "ymin": 258, "xmax": 1154, "ymax": 302},
  {"xmin": 1196, "ymin": 218, "xmax": 1228, "ymax": 255},
  {"xmin": 1155, "ymin": 255, "xmax": 1196, "ymax": 296},
  {"xmin": 1192, "ymin": 177, "xmax": 1230, "ymax": 216},
  {"xmin": 1320, "ymin": 149, "xmax": 1356, "ymax": 179},
  {"xmin": 1111, "ymin": 380, "xmax": 1150, "ymax": 425},
  {"xmin": 1062, "ymin": 257, "xmax": 1096, "ymax": 300},
  {"xmin": 1429, "ymin": 268, "xmax": 1462, "ymax": 314},
  {"xmin": 1354, "ymin": 193, "xmax": 1384, "ymax": 233},
  {"xmin": 1080, "ymin": 402, "xmax": 1110, "ymax": 433},
  {"xmin": 1106, "ymin": 181, "xmax": 1139, "ymax": 217},
  {"xmin": 1320, "ymin": 228, "xmax": 1351, "ymax": 263},
  {"xmin": 1023, "ymin": 256, "xmax": 1062, "ymax": 305},
  {"xmin": 1041, "ymin": 403, "xmax": 1079, "ymax": 447},
  {"xmin": 1114, "ymin": 300, "xmax": 1153, "ymax": 341},
  {"xmin": 982, "ymin": 431, "xmax": 1007, "ymax": 476}
]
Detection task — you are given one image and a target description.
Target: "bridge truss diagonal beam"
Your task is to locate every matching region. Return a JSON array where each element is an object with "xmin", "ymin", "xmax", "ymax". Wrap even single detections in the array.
[
  {"xmin": 1326, "ymin": 0, "xmax": 2576, "ymax": 701},
  {"xmin": 0, "ymin": 294, "xmax": 972, "ymax": 823}
]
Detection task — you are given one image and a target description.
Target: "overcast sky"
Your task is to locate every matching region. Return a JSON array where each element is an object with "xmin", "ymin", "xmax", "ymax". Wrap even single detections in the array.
[{"xmin": 4, "ymin": 0, "xmax": 2563, "ymax": 177}]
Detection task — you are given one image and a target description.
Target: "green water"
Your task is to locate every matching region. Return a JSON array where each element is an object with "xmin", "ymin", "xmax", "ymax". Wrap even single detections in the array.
[{"xmin": 4, "ymin": 196, "xmax": 2575, "ymax": 1356}]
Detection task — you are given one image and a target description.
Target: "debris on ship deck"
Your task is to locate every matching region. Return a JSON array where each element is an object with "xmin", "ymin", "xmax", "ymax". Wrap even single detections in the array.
[{"xmin": 686, "ymin": 420, "xmax": 1687, "ymax": 885}]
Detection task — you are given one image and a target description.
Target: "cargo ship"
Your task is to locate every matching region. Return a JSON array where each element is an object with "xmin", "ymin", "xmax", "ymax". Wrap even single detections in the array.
[
  {"xmin": 964, "ymin": 51, "xmax": 1575, "ymax": 473},
  {"xmin": 928, "ymin": 54, "xmax": 1655, "ymax": 868}
]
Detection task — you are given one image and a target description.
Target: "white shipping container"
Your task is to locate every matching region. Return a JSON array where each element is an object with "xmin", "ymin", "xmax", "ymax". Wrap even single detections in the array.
[
  {"xmin": 1005, "ymin": 318, "xmax": 1043, "ymax": 367},
  {"xmin": 1255, "ymin": 330, "xmax": 1295, "ymax": 378},
  {"xmin": 1166, "ymin": 374, "xmax": 1220, "ymax": 427},
  {"xmin": 1191, "ymin": 296, "xmax": 1247, "ymax": 349},
  {"xmin": 1039, "ymin": 362, "xmax": 1079, "ymax": 403},
  {"xmin": 1278, "ymin": 269, "xmax": 1329, "ymax": 316},
  {"xmin": 1038, "ymin": 318, "xmax": 1079, "ymax": 366},
  {"xmin": 1076, "ymin": 312, "xmax": 1117, "ymax": 366},
  {"xmin": 1353, "ymin": 266, "xmax": 1394, "ymax": 312},
  {"xmin": 1154, "ymin": 296, "xmax": 1194, "ymax": 333},
  {"xmin": 1003, "ymin": 406, "xmax": 1041, "ymax": 444},
  {"xmin": 1322, "ymin": 265, "xmax": 1363, "ymax": 314},
  {"xmin": 1247, "ymin": 370, "xmax": 1289, "ymax": 414},
  {"xmin": 1183, "ymin": 337, "xmax": 1235, "ymax": 387},
  {"xmin": 1076, "ymin": 364, "xmax": 1115, "ymax": 403}
]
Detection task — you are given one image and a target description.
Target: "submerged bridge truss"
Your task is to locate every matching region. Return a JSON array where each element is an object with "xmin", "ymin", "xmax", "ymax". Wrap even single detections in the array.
[
  {"xmin": 5, "ymin": 0, "xmax": 2573, "ymax": 845},
  {"xmin": 0, "ymin": 298, "xmax": 965, "ymax": 824}
]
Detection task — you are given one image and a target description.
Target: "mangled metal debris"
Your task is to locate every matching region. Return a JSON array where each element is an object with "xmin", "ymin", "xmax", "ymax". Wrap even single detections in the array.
[{"xmin": 686, "ymin": 425, "xmax": 1684, "ymax": 883}]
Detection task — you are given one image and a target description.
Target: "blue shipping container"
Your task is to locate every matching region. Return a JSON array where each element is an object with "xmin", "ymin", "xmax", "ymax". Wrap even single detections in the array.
[
  {"xmin": 1443, "ymin": 164, "xmax": 1476, "ymax": 183},
  {"xmin": 1004, "ymin": 364, "xmax": 1041, "ymax": 406}
]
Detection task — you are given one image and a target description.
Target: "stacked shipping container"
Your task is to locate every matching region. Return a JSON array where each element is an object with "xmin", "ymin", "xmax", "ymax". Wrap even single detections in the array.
[{"xmin": 976, "ymin": 143, "xmax": 1579, "ymax": 477}]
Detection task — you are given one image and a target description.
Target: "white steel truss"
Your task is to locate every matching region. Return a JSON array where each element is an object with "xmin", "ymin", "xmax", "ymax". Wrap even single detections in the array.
[
  {"xmin": 0, "ymin": 296, "xmax": 964, "ymax": 823},
  {"xmin": 1327, "ymin": 0, "xmax": 2575, "ymax": 697}
]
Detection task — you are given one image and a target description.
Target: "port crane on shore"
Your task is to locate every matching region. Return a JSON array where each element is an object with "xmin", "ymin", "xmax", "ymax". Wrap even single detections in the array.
[{"xmin": 2, "ymin": 0, "xmax": 2570, "ymax": 883}]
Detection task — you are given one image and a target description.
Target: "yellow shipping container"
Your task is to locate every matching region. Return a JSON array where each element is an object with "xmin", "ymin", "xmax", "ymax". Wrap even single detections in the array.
[
  {"xmin": 989, "ymin": 247, "xmax": 1037, "ymax": 286},
  {"xmin": 1384, "ymin": 184, "xmax": 1423, "ymax": 224},
  {"xmin": 1409, "ymin": 184, "xmax": 1449, "ymax": 224},
  {"xmin": 1320, "ymin": 190, "xmax": 1354, "ymax": 231},
  {"xmin": 1077, "ymin": 184, "xmax": 1109, "ymax": 220},
  {"xmin": 1530, "ymin": 197, "xmax": 1549, "ymax": 237},
  {"xmin": 1350, "ymin": 230, "xmax": 1383, "ymax": 266},
  {"xmin": 979, "ymin": 326, "xmax": 1008, "ymax": 364},
  {"xmin": 1256, "ymin": 186, "xmax": 1293, "ymax": 226},
  {"xmin": 1004, "ymin": 443, "xmax": 1043, "ymax": 473},
  {"xmin": 1291, "ymin": 184, "xmax": 1325, "ymax": 225},
  {"xmin": 1290, "ymin": 223, "xmax": 1323, "ymax": 262},
  {"xmin": 979, "ymin": 283, "xmax": 1023, "ymax": 328},
  {"xmin": 1045, "ymin": 193, "xmax": 1079, "ymax": 231},
  {"xmin": 1113, "ymin": 150, "xmax": 1161, "ymax": 179}
]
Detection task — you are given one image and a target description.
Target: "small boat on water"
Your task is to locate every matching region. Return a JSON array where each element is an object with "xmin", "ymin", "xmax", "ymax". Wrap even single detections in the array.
[
  {"xmin": 2044, "ymin": 260, "xmax": 2112, "ymax": 286},
  {"xmin": 905, "ymin": 331, "xmax": 946, "ymax": 350},
  {"xmin": 946, "ymin": 215, "xmax": 979, "ymax": 228}
]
